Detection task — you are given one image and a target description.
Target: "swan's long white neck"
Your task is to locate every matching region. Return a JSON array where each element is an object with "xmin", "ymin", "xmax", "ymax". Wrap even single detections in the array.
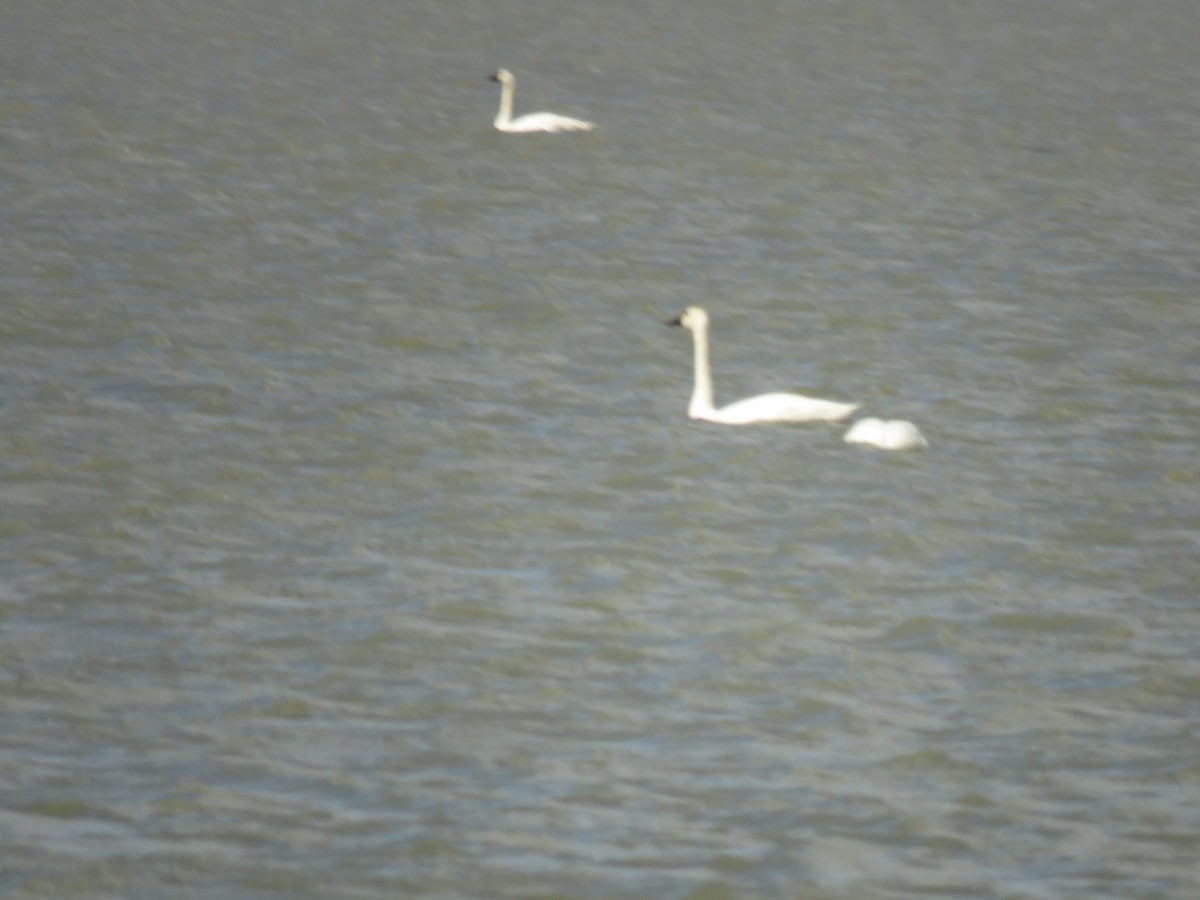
[
  {"xmin": 688, "ymin": 321, "xmax": 717, "ymax": 418},
  {"xmin": 494, "ymin": 80, "xmax": 515, "ymax": 128}
]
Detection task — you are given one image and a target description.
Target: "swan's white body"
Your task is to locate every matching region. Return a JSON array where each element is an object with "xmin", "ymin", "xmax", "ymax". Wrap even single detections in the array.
[
  {"xmin": 844, "ymin": 417, "xmax": 928, "ymax": 450},
  {"xmin": 667, "ymin": 307, "xmax": 860, "ymax": 425},
  {"xmin": 489, "ymin": 69, "xmax": 594, "ymax": 133}
]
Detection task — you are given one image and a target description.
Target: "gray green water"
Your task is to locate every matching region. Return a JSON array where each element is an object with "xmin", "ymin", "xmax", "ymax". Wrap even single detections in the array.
[{"xmin": 3, "ymin": 1, "xmax": 1199, "ymax": 897}]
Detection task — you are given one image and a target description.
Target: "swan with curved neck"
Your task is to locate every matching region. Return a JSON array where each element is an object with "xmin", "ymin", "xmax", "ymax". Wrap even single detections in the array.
[
  {"xmin": 489, "ymin": 69, "xmax": 594, "ymax": 133},
  {"xmin": 666, "ymin": 306, "xmax": 860, "ymax": 424}
]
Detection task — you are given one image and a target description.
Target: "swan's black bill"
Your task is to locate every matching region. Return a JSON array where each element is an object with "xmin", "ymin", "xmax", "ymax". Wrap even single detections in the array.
[
  {"xmin": 489, "ymin": 73, "xmax": 500, "ymax": 82},
  {"xmin": 666, "ymin": 314, "xmax": 683, "ymax": 326}
]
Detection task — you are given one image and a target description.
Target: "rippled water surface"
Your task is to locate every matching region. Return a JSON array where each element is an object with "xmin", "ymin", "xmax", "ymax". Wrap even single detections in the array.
[{"xmin": 3, "ymin": 0, "xmax": 1199, "ymax": 897}]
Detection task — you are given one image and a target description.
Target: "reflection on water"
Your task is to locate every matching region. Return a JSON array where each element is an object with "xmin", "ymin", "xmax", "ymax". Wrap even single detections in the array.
[{"xmin": 3, "ymin": 0, "xmax": 1199, "ymax": 896}]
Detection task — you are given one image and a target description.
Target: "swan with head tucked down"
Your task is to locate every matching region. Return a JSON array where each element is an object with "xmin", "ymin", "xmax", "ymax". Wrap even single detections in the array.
[
  {"xmin": 843, "ymin": 417, "xmax": 928, "ymax": 450},
  {"xmin": 489, "ymin": 69, "xmax": 594, "ymax": 133},
  {"xmin": 666, "ymin": 307, "xmax": 860, "ymax": 424}
]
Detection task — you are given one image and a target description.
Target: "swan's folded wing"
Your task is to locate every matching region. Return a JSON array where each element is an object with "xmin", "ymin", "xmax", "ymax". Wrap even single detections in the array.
[{"xmin": 714, "ymin": 393, "xmax": 859, "ymax": 424}]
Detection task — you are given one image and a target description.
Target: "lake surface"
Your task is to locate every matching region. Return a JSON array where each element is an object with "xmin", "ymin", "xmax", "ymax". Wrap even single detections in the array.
[{"xmin": 3, "ymin": 0, "xmax": 1199, "ymax": 897}]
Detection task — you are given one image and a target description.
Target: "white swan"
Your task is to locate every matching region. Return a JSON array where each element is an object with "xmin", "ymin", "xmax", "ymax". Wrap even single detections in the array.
[
  {"xmin": 666, "ymin": 306, "xmax": 860, "ymax": 424},
  {"xmin": 844, "ymin": 417, "xmax": 928, "ymax": 450},
  {"xmin": 489, "ymin": 69, "xmax": 594, "ymax": 133}
]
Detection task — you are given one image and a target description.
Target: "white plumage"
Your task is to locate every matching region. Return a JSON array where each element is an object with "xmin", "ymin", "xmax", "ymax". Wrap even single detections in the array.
[
  {"xmin": 489, "ymin": 69, "xmax": 594, "ymax": 133},
  {"xmin": 666, "ymin": 307, "xmax": 860, "ymax": 425},
  {"xmin": 843, "ymin": 417, "xmax": 928, "ymax": 450}
]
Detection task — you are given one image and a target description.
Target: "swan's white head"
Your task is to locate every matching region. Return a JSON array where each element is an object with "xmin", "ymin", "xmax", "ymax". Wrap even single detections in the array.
[
  {"xmin": 490, "ymin": 68, "xmax": 515, "ymax": 86},
  {"xmin": 666, "ymin": 306, "xmax": 710, "ymax": 332}
]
